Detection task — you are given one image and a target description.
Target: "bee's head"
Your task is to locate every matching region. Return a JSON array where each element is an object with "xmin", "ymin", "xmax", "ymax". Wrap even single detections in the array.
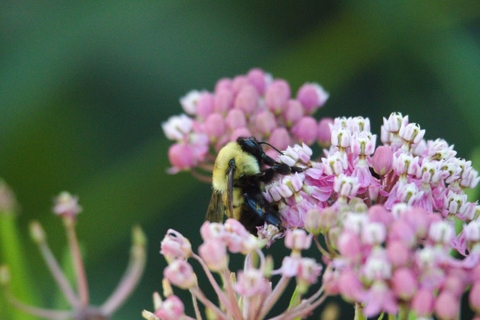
[{"xmin": 237, "ymin": 136, "xmax": 283, "ymax": 167}]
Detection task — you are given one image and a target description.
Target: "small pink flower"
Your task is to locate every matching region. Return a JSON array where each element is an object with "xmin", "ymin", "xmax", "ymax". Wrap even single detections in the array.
[
  {"xmin": 268, "ymin": 128, "xmax": 291, "ymax": 152},
  {"xmin": 200, "ymin": 221, "xmax": 225, "ymax": 241},
  {"xmin": 234, "ymin": 85, "xmax": 259, "ymax": 114},
  {"xmin": 282, "ymin": 100, "xmax": 304, "ymax": 127},
  {"xmin": 434, "ymin": 291, "xmax": 459, "ymax": 320},
  {"xmin": 53, "ymin": 192, "xmax": 82, "ymax": 218},
  {"xmin": 167, "ymin": 143, "xmax": 195, "ymax": 172},
  {"xmin": 213, "ymin": 88, "xmax": 234, "ymax": 114},
  {"xmin": 162, "ymin": 114, "xmax": 193, "ymax": 141},
  {"xmin": 204, "ymin": 113, "xmax": 226, "ymax": 142},
  {"xmin": 411, "ymin": 288, "xmax": 434, "ymax": 317},
  {"xmin": 386, "ymin": 241, "xmax": 410, "ymax": 268},
  {"xmin": 160, "ymin": 229, "xmax": 192, "ymax": 263},
  {"xmin": 391, "ymin": 268, "xmax": 417, "ymax": 300},
  {"xmin": 225, "ymin": 109, "xmax": 247, "ymax": 131},
  {"xmin": 154, "ymin": 295, "xmax": 185, "ymax": 320},
  {"xmin": 235, "ymin": 269, "xmax": 269, "ymax": 297},
  {"xmin": 253, "ymin": 110, "xmax": 277, "ymax": 137},
  {"xmin": 338, "ymin": 269, "xmax": 364, "ymax": 301},
  {"xmin": 371, "ymin": 146, "xmax": 393, "ymax": 176},
  {"xmin": 296, "ymin": 83, "xmax": 328, "ymax": 114},
  {"xmin": 317, "ymin": 117, "xmax": 333, "ymax": 148},
  {"xmin": 196, "ymin": 92, "xmax": 215, "ymax": 120},
  {"xmin": 470, "ymin": 282, "xmax": 480, "ymax": 313},
  {"xmin": 337, "ymin": 231, "xmax": 362, "ymax": 261},
  {"xmin": 247, "ymin": 68, "xmax": 271, "ymax": 94},
  {"xmin": 284, "ymin": 229, "xmax": 312, "ymax": 252},
  {"xmin": 296, "ymin": 258, "xmax": 322, "ymax": 292},
  {"xmin": 163, "ymin": 260, "xmax": 196, "ymax": 289},
  {"xmin": 264, "ymin": 79, "xmax": 290, "ymax": 115},
  {"xmin": 363, "ymin": 281, "xmax": 398, "ymax": 317},
  {"xmin": 291, "ymin": 116, "xmax": 318, "ymax": 145},
  {"xmin": 179, "ymin": 90, "xmax": 203, "ymax": 115},
  {"xmin": 198, "ymin": 240, "xmax": 228, "ymax": 272},
  {"xmin": 303, "ymin": 208, "xmax": 322, "ymax": 235}
]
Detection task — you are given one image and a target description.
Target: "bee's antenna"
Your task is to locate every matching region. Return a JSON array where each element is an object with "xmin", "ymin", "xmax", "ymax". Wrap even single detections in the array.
[{"xmin": 259, "ymin": 141, "xmax": 284, "ymax": 155}]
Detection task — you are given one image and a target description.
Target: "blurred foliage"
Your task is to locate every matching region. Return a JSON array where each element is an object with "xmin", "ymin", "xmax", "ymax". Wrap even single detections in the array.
[{"xmin": 1, "ymin": 1, "xmax": 479, "ymax": 319}]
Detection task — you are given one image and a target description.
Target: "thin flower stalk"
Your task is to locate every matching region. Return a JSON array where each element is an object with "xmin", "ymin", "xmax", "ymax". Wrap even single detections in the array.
[{"xmin": 2, "ymin": 192, "xmax": 147, "ymax": 320}]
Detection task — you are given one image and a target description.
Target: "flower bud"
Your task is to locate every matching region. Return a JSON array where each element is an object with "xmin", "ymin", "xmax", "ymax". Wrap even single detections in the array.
[
  {"xmin": 371, "ymin": 146, "xmax": 393, "ymax": 176},
  {"xmin": 196, "ymin": 92, "xmax": 215, "ymax": 120},
  {"xmin": 213, "ymin": 88, "xmax": 234, "ymax": 115},
  {"xmin": 198, "ymin": 240, "xmax": 228, "ymax": 272},
  {"xmin": 168, "ymin": 143, "xmax": 195, "ymax": 171},
  {"xmin": 265, "ymin": 79, "xmax": 290, "ymax": 115},
  {"xmin": 292, "ymin": 117, "xmax": 318, "ymax": 145},
  {"xmin": 284, "ymin": 229, "xmax": 312, "ymax": 252},
  {"xmin": 247, "ymin": 68, "xmax": 271, "ymax": 95},
  {"xmin": 282, "ymin": 100, "xmax": 304, "ymax": 127},
  {"xmin": 253, "ymin": 110, "xmax": 277, "ymax": 138},
  {"xmin": 434, "ymin": 291, "xmax": 458, "ymax": 320},
  {"xmin": 470, "ymin": 281, "xmax": 480, "ymax": 313},
  {"xmin": 411, "ymin": 288, "xmax": 434, "ymax": 317},
  {"xmin": 235, "ymin": 269, "xmax": 269, "ymax": 297},
  {"xmin": 268, "ymin": 128, "xmax": 290, "ymax": 152},
  {"xmin": 154, "ymin": 295, "xmax": 185, "ymax": 320},
  {"xmin": 304, "ymin": 208, "xmax": 322, "ymax": 235},
  {"xmin": 296, "ymin": 83, "xmax": 328, "ymax": 114},
  {"xmin": 317, "ymin": 117, "xmax": 333, "ymax": 148},
  {"xmin": 225, "ymin": 109, "xmax": 247, "ymax": 131},
  {"xmin": 386, "ymin": 241, "xmax": 410, "ymax": 267},
  {"xmin": 163, "ymin": 260, "xmax": 196, "ymax": 289},
  {"xmin": 53, "ymin": 192, "xmax": 82, "ymax": 218},
  {"xmin": 204, "ymin": 113, "xmax": 226, "ymax": 142},
  {"xmin": 160, "ymin": 229, "xmax": 192, "ymax": 263},
  {"xmin": 392, "ymin": 268, "xmax": 417, "ymax": 300},
  {"xmin": 234, "ymin": 85, "xmax": 259, "ymax": 114}
]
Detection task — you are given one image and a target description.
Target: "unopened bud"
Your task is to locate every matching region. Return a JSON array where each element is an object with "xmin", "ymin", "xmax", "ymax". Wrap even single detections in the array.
[
  {"xmin": 0, "ymin": 180, "xmax": 17, "ymax": 214},
  {"xmin": 304, "ymin": 208, "xmax": 322, "ymax": 235},
  {"xmin": 29, "ymin": 220, "xmax": 46, "ymax": 243},
  {"xmin": 0, "ymin": 265, "xmax": 10, "ymax": 286},
  {"xmin": 371, "ymin": 146, "xmax": 393, "ymax": 176}
]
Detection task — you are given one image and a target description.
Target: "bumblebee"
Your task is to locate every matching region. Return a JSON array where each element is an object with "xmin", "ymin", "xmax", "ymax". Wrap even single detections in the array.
[{"xmin": 206, "ymin": 137, "xmax": 304, "ymax": 234}]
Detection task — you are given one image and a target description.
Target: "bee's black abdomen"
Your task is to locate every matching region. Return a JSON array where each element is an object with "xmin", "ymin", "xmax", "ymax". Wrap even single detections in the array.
[{"xmin": 241, "ymin": 186, "xmax": 282, "ymax": 234}]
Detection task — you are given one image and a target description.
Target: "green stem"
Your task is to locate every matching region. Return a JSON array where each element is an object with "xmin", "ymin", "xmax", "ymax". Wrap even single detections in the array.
[
  {"xmin": 0, "ymin": 212, "xmax": 38, "ymax": 320},
  {"xmin": 354, "ymin": 303, "xmax": 366, "ymax": 320}
]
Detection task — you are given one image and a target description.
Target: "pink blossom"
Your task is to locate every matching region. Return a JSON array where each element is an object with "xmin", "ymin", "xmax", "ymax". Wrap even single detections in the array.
[
  {"xmin": 160, "ymin": 229, "xmax": 192, "ymax": 262},
  {"xmin": 198, "ymin": 240, "xmax": 228, "ymax": 272},
  {"xmin": 53, "ymin": 192, "xmax": 82, "ymax": 218},
  {"xmin": 296, "ymin": 83, "xmax": 329, "ymax": 114},
  {"xmin": 434, "ymin": 291, "xmax": 459, "ymax": 320},
  {"xmin": 264, "ymin": 79, "xmax": 290, "ymax": 115},
  {"xmin": 153, "ymin": 295, "xmax": 185, "ymax": 320},
  {"xmin": 163, "ymin": 260, "xmax": 196, "ymax": 289}
]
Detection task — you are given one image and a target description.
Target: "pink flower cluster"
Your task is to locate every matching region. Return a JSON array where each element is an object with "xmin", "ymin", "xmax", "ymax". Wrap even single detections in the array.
[
  {"xmin": 162, "ymin": 68, "xmax": 330, "ymax": 176},
  {"xmin": 263, "ymin": 112, "xmax": 480, "ymax": 318},
  {"xmin": 143, "ymin": 219, "xmax": 325, "ymax": 320}
]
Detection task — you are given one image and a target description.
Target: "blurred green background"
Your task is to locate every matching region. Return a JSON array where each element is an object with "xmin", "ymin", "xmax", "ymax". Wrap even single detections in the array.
[{"xmin": 1, "ymin": 1, "xmax": 480, "ymax": 319}]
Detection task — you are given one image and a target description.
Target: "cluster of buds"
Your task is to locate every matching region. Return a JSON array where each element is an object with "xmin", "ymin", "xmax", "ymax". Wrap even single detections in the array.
[
  {"xmin": 142, "ymin": 219, "xmax": 324, "ymax": 320},
  {"xmin": 263, "ymin": 112, "xmax": 480, "ymax": 318},
  {"xmin": 1, "ymin": 192, "xmax": 147, "ymax": 320},
  {"xmin": 162, "ymin": 68, "xmax": 330, "ymax": 179}
]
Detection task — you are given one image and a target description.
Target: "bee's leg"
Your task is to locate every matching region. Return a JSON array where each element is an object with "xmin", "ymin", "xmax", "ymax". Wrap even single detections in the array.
[{"xmin": 258, "ymin": 163, "xmax": 305, "ymax": 183}]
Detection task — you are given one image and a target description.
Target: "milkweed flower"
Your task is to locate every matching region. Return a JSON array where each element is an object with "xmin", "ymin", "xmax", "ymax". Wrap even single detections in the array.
[
  {"xmin": 158, "ymin": 69, "xmax": 480, "ymax": 319},
  {"xmin": 145, "ymin": 219, "xmax": 325, "ymax": 320},
  {"xmin": 162, "ymin": 68, "xmax": 330, "ymax": 177}
]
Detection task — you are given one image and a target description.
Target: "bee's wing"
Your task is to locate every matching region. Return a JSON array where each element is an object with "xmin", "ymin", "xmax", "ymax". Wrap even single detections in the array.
[{"xmin": 205, "ymin": 190, "xmax": 225, "ymax": 223}]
